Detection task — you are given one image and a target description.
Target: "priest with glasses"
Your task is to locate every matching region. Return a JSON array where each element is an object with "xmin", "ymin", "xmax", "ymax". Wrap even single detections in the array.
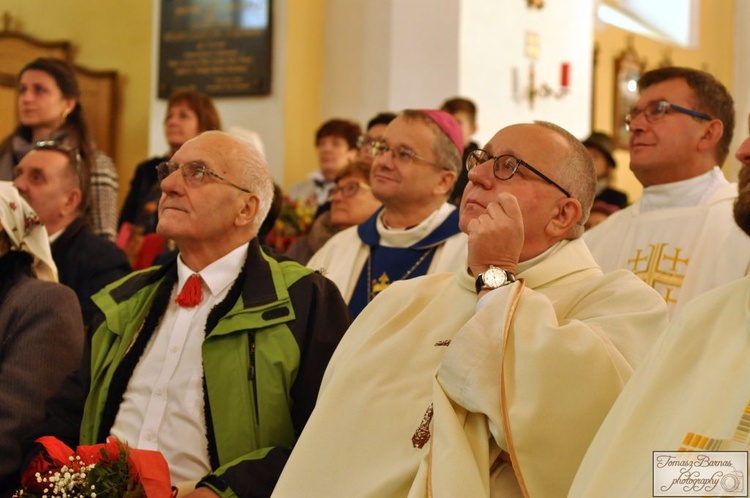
[
  {"xmin": 584, "ymin": 66, "xmax": 750, "ymax": 317},
  {"xmin": 307, "ymin": 109, "xmax": 468, "ymax": 318},
  {"xmin": 273, "ymin": 121, "xmax": 667, "ymax": 497}
]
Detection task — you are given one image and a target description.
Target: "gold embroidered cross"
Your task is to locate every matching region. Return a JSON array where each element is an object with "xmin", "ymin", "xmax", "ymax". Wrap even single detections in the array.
[
  {"xmin": 629, "ymin": 243, "xmax": 687, "ymax": 304},
  {"xmin": 662, "ymin": 247, "xmax": 689, "ymax": 271},
  {"xmin": 371, "ymin": 273, "xmax": 390, "ymax": 297}
]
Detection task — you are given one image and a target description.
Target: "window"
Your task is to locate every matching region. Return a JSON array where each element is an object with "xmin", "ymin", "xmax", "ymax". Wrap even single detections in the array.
[{"xmin": 597, "ymin": 0, "xmax": 698, "ymax": 48}]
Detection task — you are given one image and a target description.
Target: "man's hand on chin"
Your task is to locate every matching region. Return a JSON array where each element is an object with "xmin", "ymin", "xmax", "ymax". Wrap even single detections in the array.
[{"xmin": 466, "ymin": 191, "xmax": 523, "ymax": 278}]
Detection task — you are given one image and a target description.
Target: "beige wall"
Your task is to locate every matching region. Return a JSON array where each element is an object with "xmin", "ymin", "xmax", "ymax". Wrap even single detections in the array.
[
  {"xmin": 592, "ymin": 0, "xmax": 735, "ymax": 201},
  {"xmin": 2, "ymin": 0, "xmax": 153, "ymax": 205},
  {"xmin": 283, "ymin": 0, "xmax": 324, "ymax": 187}
]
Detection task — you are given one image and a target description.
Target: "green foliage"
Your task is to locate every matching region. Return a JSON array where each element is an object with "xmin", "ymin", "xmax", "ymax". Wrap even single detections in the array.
[{"xmin": 86, "ymin": 442, "xmax": 145, "ymax": 498}]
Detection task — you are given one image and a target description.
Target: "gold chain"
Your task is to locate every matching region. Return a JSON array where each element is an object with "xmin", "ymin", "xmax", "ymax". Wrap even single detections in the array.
[{"xmin": 366, "ymin": 246, "xmax": 437, "ymax": 301}]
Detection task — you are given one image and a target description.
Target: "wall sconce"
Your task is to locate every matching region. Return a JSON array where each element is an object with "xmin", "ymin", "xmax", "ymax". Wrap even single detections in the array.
[{"xmin": 512, "ymin": 62, "xmax": 570, "ymax": 109}]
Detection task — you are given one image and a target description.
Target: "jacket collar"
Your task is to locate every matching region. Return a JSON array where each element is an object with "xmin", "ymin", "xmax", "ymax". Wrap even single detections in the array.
[
  {"xmin": 50, "ymin": 216, "xmax": 87, "ymax": 251},
  {"xmin": 95, "ymin": 238, "xmax": 298, "ymax": 337}
]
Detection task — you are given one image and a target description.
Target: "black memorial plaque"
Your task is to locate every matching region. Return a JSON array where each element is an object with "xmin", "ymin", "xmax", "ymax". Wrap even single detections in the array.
[{"xmin": 158, "ymin": 0, "xmax": 272, "ymax": 98}]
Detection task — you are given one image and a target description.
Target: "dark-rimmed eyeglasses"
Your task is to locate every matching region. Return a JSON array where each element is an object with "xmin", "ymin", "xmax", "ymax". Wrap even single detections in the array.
[
  {"xmin": 328, "ymin": 181, "xmax": 371, "ymax": 200},
  {"xmin": 625, "ymin": 100, "xmax": 712, "ymax": 130},
  {"xmin": 466, "ymin": 149, "xmax": 572, "ymax": 198},
  {"xmin": 34, "ymin": 140, "xmax": 82, "ymax": 172},
  {"xmin": 370, "ymin": 140, "xmax": 444, "ymax": 169},
  {"xmin": 156, "ymin": 160, "xmax": 251, "ymax": 193}
]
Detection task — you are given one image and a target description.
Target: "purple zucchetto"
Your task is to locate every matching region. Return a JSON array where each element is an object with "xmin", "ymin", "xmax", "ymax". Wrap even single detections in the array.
[{"xmin": 420, "ymin": 110, "xmax": 465, "ymax": 156}]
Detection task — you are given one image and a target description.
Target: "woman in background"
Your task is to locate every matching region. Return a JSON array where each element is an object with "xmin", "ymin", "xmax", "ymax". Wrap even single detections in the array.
[
  {"xmin": 286, "ymin": 160, "xmax": 381, "ymax": 264},
  {"xmin": 117, "ymin": 89, "xmax": 221, "ymax": 268},
  {"xmin": 0, "ymin": 182, "xmax": 83, "ymax": 496},
  {"xmin": 0, "ymin": 57, "xmax": 119, "ymax": 240}
]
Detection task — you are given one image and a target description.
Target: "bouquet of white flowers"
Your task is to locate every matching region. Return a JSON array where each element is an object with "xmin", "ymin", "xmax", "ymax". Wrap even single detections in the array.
[{"xmin": 14, "ymin": 436, "xmax": 174, "ymax": 498}]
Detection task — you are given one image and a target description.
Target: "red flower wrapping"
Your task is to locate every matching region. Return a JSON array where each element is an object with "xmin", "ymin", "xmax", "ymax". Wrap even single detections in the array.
[
  {"xmin": 21, "ymin": 436, "xmax": 74, "ymax": 493},
  {"xmin": 21, "ymin": 436, "xmax": 173, "ymax": 498}
]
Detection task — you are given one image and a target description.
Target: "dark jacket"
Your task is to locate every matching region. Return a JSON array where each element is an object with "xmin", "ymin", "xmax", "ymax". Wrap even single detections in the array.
[
  {"xmin": 52, "ymin": 217, "xmax": 131, "ymax": 326},
  {"xmin": 32, "ymin": 239, "xmax": 351, "ymax": 498},
  {"xmin": 0, "ymin": 272, "xmax": 83, "ymax": 498},
  {"xmin": 118, "ymin": 156, "xmax": 166, "ymax": 231},
  {"xmin": 595, "ymin": 187, "xmax": 629, "ymax": 209}
]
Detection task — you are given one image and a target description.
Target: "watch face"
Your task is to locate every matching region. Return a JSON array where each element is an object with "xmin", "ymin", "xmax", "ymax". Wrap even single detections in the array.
[{"xmin": 483, "ymin": 267, "xmax": 507, "ymax": 288}]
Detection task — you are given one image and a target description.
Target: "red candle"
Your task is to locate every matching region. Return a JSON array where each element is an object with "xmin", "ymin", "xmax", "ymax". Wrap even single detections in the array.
[{"xmin": 561, "ymin": 62, "xmax": 570, "ymax": 88}]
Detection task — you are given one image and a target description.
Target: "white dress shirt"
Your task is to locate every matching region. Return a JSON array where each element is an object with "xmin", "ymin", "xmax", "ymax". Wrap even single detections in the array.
[{"xmin": 110, "ymin": 243, "xmax": 248, "ymax": 482}]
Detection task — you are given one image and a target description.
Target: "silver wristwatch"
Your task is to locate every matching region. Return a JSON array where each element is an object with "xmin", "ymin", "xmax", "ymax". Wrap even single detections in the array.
[{"xmin": 475, "ymin": 266, "xmax": 517, "ymax": 293}]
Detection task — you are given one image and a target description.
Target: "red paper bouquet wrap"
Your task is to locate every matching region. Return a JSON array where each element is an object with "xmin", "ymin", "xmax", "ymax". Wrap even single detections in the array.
[{"xmin": 21, "ymin": 436, "xmax": 174, "ymax": 497}]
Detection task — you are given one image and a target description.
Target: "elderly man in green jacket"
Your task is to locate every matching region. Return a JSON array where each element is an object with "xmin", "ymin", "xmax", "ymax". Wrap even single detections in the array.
[{"xmin": 28, "ymin": 131, "xmax": 351, "ymax": 498}]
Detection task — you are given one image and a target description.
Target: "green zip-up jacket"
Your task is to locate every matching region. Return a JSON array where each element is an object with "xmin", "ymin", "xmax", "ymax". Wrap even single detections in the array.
[{"xmin": 35, "ymin": 239, "xmax": 351, "ymax": 498}]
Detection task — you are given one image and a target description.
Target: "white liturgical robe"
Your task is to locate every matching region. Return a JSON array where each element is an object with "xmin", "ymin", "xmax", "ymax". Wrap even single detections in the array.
[
  {"xmin": 584, "ymin": 168, "xmax": 750, "ymax": 317},
  {"xmin": 569, "ymin": 275, "xmax": 750, "ymax": 497},
  {"xmin": 272, "ymin": 239, "xmax": 668, "ymax": 497}
]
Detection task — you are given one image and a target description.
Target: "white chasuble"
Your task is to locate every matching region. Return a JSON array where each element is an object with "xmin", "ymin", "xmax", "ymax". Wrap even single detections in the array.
[
  {"xmin": 585, "ymin": 182, "xmax": 750, "ymax": 317},
  {"xmin": 570, "ymin": 275, "xmax": 750, "ymax": 497}
]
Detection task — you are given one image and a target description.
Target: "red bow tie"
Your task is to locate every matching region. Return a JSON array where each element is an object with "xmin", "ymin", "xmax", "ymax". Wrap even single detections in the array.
[{"xmin": 176, "ymin": 274, "xmax": 203, "ymax": 307}]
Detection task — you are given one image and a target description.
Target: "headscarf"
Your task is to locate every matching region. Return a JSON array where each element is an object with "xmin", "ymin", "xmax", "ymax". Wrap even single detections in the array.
[{"xmin": 0, "ymin": 181, "xmax": 58, "ymax": 281}]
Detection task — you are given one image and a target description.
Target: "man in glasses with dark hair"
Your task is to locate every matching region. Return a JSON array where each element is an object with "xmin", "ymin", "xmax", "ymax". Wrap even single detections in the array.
[
  {"xmin": 13, "ymin": 141, "xmax": 130, "ymax": 326},
  {"xmin": 308, "ymin": 109, "xmax": 468, "ymax": 318},
  {"xmin": 584, "ymin": 66, "xmax": 750, "ymax": 318},
  {"xmin": 26, "ymin": 131, "xmax": 351, "ymax": 498},
  {"xmin": 274, "ymin": 121, "xmax": 666, "ymax": 497}
]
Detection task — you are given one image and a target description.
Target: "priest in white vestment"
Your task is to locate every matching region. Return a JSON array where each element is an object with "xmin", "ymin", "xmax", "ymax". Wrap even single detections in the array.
[
  {"xmin": 584, "ymin": 67, "xmax": 750, "ymax": 318},
  {"xmin": 569, "ymin": 122, "xmax": 750, "ymax": 497},
  {"xmin": 272, "ymin": 121, "xmax": 668, "ymax": 498}
]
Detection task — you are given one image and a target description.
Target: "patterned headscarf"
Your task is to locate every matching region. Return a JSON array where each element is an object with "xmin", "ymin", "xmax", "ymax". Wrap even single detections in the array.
[{"xmin": 0, "ymin": 181, "xmax": 58, "ymax": 282}]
